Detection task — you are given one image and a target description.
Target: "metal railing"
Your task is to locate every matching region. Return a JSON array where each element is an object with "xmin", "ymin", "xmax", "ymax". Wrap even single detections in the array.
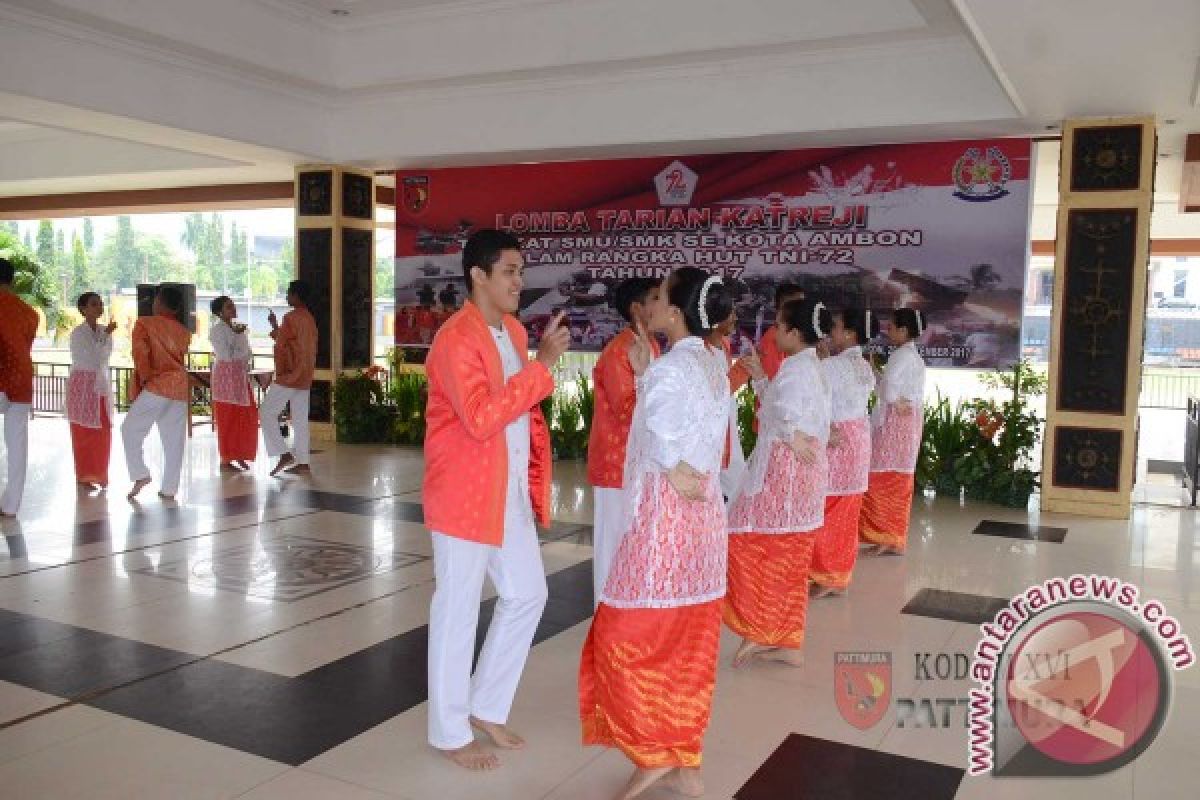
[
  {"xmin": 1185, "ymin": 397, "xmax": 1200, "ymax": 507},
  {"xmin": 1140, "ymin": 370, "xmax": 1200, "ymax": 410}
]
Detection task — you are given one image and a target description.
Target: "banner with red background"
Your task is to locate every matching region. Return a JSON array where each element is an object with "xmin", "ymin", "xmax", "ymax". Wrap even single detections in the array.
[{"xmin": 395, "ymin": 138, "xmax": 1032, "ymax": 367}]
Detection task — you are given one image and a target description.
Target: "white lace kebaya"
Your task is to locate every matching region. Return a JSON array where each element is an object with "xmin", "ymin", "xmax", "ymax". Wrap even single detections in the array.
[
  {"xmin": 600, "ymin": 336, "xmax": 730, "ymax": 609},
  {"xmin": 870, "ymin": 340, "xmax": 927, "ymax": 474},
  {"xmin": 822, "ymin": 345, "xmax": 875, "ymax": 495},
  {"xmin": 66, "ymin": 323, "xmax": 113, "ymax": 429},
  {"xmin": 729, "ymin": 348, "xmax": 831, "ymax": 534}
]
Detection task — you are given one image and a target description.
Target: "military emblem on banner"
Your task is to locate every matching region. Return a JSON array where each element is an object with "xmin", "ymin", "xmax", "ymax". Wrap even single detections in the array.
[
  {"xmin": 402, "ymin": 175, "xmax": 431, "ymax": 215},
  {"xmin": 835, "ymin": 651, "xmax": 892, "ymax": 730},
  {"xmin": 953, "ymin": 146, "xmax": 1012, "ymax": 202}
]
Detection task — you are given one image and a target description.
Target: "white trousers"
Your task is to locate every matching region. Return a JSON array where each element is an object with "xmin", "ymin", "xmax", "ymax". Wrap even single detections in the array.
[
  {"xmin": 591, "ymin": 487, "xmax": 624, "ymax": 607},
  {"xmin": 260, "ymin": 385, "xmax": 310, "ymax": 464},
  {"xmin": 121, "ymin": 391, "xmax": 188, "ymax": 496},
  {"xmin": 0, "ymin": 392, "xmax": 30, "ymax": 515},
  {"xmin": 427, "ymin": 514, "xmax": 548, "ymax": 749}
]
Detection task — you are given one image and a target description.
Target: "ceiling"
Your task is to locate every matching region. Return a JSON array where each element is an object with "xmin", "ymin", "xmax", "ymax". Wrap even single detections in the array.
[{"xmin": 0, "ymin": 0, "xmax": 1198, "ymax": 236}]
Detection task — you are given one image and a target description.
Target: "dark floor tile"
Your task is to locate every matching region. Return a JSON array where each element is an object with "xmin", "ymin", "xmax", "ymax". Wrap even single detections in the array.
[
  {"xmin": 735, "ymin": 734, "xmax": 963, "ymax": 799},
  {"xmin": 971, "ymin": 519, "xmax": 1067, "ymax": 543},
  {"xmin": 0, "ymin": 557, "xmax": 594, "ymax": 764},
  {"xmin": 0, "ymin": 625, "xmax": 195, "ymax": 697},
  {"xmin": 901, "ymin": 588, "xmax": 1009, "ymax": 625}
]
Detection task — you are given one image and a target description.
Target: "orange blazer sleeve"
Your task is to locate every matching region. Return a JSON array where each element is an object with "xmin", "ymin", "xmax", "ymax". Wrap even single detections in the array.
[
  {"xmin": 131, "ymin": 320, "xmax": 152, "ymax": 385},
  {"xmin": 430, "ymin": 331, "xmax": 554, "ymax": 442},
  {"xmin": 595, "ymin": 340, "xmax": 637, "ymax": 431}
]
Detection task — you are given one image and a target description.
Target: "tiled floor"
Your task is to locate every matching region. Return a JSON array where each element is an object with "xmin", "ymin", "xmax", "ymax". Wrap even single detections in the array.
[{"xmin": 0, "ymin": 418, "xmax": 1196, "ymax": 798}]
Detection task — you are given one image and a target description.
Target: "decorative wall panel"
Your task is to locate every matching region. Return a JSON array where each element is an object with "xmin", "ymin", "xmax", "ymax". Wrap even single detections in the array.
[
  {"xmin": 1070, "ymin": 125, "xmax": 1144, "ymax": 192},
  {"xmin": 298, "ymin": 170, "xmax": 333, "ymax": 216},
  {"xmin": 297, "ymin": 228, "xmax": 333, "ymax": 370},
  {"xmin": 1056, "ymin": 209, "xmax": 1138, "ymax": 413},
  {"xmin": 341, "ymin": 228, "xmax": 373, "ymax": 368},
  {"xmin": 1052, "ymin": 427, "xmax": 1122, "ymax": 491},
  {"xmin": 342, "ymin": 173, "xmax": 373, "ymax": 220}
]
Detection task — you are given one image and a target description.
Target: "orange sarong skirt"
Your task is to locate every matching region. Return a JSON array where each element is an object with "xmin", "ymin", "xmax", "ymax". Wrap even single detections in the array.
[
  {"xmin": 810, "ymin": 494, "xmax": 865, "ymax": 590},
  {"xmin": 213, "ymin": 395, "xmax": 258, "ymax": 463},
  {"xmin": 858, "ymin": 471, "xmax": 915, "ymax": 551},
  {"xmin": 70, "ymin": 404, "xmax": 111, "ymax": 487},
  {"xmin": 722, "ymin": 532, "xmax": 815, "ymax": 649},
  {"xmin": 580, "ymin": 599, "xmax": 722, "ymax": 769}
]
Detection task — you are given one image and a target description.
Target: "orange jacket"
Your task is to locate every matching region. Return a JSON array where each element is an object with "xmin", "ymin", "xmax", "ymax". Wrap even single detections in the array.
[
  {"xmin": 131, "ymin": 314, "xmax": 192, "ymax": 402},
  {"xmin": 586, "ymin": 327, "xmax": 660, "ymax": 488},
  {"xmin": 0, "ymin": 291, "xmax": 38, "ymax": 404},
  {"xmin": 422, "ymin": 301, "xmax": 555, "ymax": 546},
  {"xmin": 272, "ymin": 307, "xmax": 318, "ymax": 389}
]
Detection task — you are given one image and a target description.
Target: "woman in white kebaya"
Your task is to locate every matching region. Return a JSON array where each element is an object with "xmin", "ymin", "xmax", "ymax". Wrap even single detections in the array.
[
  {"xmin": 860, "ymin": 308, "xmax": 928, "ymax": 554},
  {"xmin": 67, "ymin": 292, "xmax": 116, "ymax": 490},
  {"xmin": 724, "ymin": 297, "xmax": 832, "ymax": 668},
  {"xmin": 209, "ymin": 296, "xmax": 258, "ymax": 472},
  {"xmin": 811, "ymin": 308, "xmax": 877, "ymax": 595},
  {"xmin": 580, "ymin": 267, "xmax": 732, "ymax": 800}
]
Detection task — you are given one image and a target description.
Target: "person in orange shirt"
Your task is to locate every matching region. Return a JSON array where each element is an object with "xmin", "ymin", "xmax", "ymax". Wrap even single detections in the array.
[
  {"xmin": 586, "ymin": 276, "xmax": 659, "ymax": 606},
  {"xmin": 0, "ymin": 258, "xmax": 39, "ymax": 517},
  {"xmin": 260, "ymin": 280, "xmax": 319, "ymax": 476},
  {"xmin": 424, "ymin": 229, "xmax": 569, "ymax": 771},
  {"xmin": 122, "ymin": 285, "xmax": 193, "ymax": 500}
]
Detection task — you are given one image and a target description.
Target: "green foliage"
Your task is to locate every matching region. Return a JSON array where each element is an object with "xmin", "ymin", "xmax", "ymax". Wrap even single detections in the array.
[
  {"xmin": 0, "ymin": 229, "xmax": 57, "ymax": 320},
  {"xmin": 916, "ymin": 393, "xmax": 975, "ymax": 492},
  {"xmin": 916, "ymin": 360, "xmax": 1044, "ymax": 508},
  {"xmin": 736, "ymin": 385, "xmax": 757, "ymax": 455},
  {"xmin": 375, "ymin": 254, "xmax": 394, "ymax": 297},
  {"xmin": 387, "ymin": 370, "xmax": 428, "ymax": 446},
  {"xmin": 35, "ymin": 221, "xmax": 54, "ymax": 276},
  {"xmin": 70, "ymin": 235, "xmax": 89, "ymax": 301},
  {"xmin": 333, "ymin": 367, "xmax": 391, "ymax": 444},
  {"xmin": 94, "ymin": 221, "xmax": 190, "ymax": 290},
  {"xmin": 82, "ymin": 218, "xmax": 95, "ymax": 253}
]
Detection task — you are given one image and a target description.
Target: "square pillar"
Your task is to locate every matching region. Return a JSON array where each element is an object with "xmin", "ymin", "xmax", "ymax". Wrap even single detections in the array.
[
  {"xmin": 295, "ymin": 165, "xmax": 376, "ymax": 441},
  {"xmin": 1041, "ymin": 116, "xmax": 1156, "ymax": 518}
]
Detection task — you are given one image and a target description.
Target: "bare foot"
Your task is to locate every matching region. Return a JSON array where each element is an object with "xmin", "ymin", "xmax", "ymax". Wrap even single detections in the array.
[
  {"xmin": 469, "ymin": 716, "xmax": 525, "ymax": 750},
  {"xmin": 0, "ymin": 510, "xmax": 14, "ymax": 518},
  {"xmin": 158, "ymin": 492, "xmax": 176, "ymax": 501},
  {"xmin": 219, "ymin": 462, "xmax": 240, "ymax": 474},
  {"xmin": 616, "ymin": 766, "xmax": 672, "ymax": 800},
  {"xmin": 235, "ymin": 460, "xmax": 251, "ymax": 470},
  {"xmin": 664, "ymin": 767, "xmax": 704, "ymax": 797},
  {"xmin": 733, "ymin": 639, "xmax": 772, "ymax": 669},
  {"xmin": 876, "ymin": 545, "xmax": 904, "ymax": 556},
  {"xmin": 284, "ymin": 463, "xmax": 311, "ymax": 475},
  {"xmin": 758, "ymin": 647, "xmax": 805, "ymax": 667},
  {"xmin": 811, "ymin": 585, "xmax": 841, "ymax": 599},
  {"xmin": 439, "ymin": 740, "xmax": 499, "ymax": 771},
  {"xmin": 269, "ymin": 453, "xmax": 295, "ymax": 476},
  {"xmin": 127, "ymin": 477, "xmax": 151, "ymax": 500}
]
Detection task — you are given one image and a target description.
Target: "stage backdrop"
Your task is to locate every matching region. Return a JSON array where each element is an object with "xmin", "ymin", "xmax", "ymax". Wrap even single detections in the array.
[{"xmin": 394, "ymin": 138, "xmax": 1032, "ymax": 367}]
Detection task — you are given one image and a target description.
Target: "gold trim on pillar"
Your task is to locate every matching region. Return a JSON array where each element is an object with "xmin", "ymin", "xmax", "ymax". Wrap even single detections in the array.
[
  {"xmin": 1041, "ymin": 116, "xmax": 1156, "ymax": 518},
  {"xmin": 294, "ymin": 165, "xmax": 377, "ymax": 442}
]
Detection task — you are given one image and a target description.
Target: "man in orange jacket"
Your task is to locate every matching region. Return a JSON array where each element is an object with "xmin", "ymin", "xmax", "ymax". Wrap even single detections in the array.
[
  {"xmin": 423, "ymin": 229, "xmax": 570, "ymax": 771},
  {"xmin": 585, "ymin": 276, "xmax": 659, "ymax": 606},
  {"xmin": 122, "ymin": 285, "xmax": 193, "ymax": 500},
  {"xmin": 0, "ymin": 258, "xmax": 39, "ymax": 517}
]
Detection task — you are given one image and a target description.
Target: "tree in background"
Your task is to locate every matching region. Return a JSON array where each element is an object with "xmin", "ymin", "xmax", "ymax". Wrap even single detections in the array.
[
  {"xmin": 82, "ymin": 218, "xmax": 95, "ymax": 253},
  {"xmin": 0, "ymin": 228, "xmax": 58, "ymax": 325},
  {"xmin": 35, "ymin": 221, "xmax": 54, "ymax": 278},
  {"xmin": 71, "ymin": 234, "xmax": 90, "ymax": 298},
  {"xmin": 0, "ymin": 221, "xmax": 17, "ymax": 237},
  {"xmin": 92, "ymin": 216, "xmax": 190, "ymax": 290},
  {"xmin": 22, "ymin": 230, "xmax": 32, "ymax": 251},
  {"xmin": 375, "ymin": 252, "xmax": 394, "ymax": 298}
]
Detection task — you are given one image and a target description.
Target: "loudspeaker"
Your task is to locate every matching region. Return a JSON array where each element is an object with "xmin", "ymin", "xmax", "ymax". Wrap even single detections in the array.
[{"xmin": 136, "ymin": 282, "xmax": 196, "ymax": 332}]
